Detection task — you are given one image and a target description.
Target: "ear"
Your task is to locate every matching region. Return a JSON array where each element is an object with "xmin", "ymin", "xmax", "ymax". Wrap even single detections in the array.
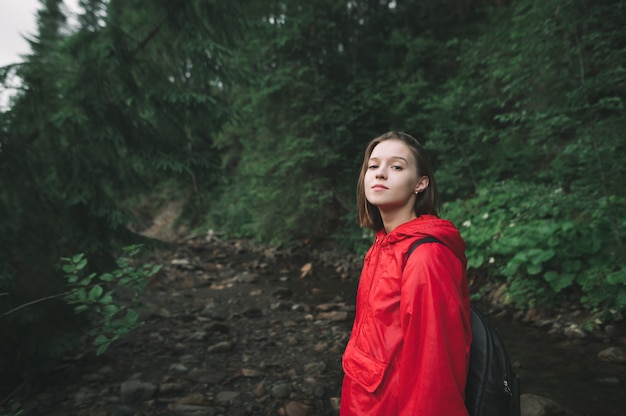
[{"xmin": 415, "ymin": 176, "xmax": 429, "ymax": 193}]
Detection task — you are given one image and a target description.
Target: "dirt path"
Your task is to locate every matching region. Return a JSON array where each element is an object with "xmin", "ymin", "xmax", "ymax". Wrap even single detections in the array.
[
  {"xmin": 11, "ymin": 229, "xmax": 626, "ymax": 415},
  {"xmin": 18, "ymin": 235, "xmax": 360, "ymax": 416}
]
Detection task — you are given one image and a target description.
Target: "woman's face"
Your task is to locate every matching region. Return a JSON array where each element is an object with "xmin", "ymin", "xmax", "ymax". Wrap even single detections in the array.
[{"xmin": 364, "ymin": 139, "xmax": 425, "ymax": 214}]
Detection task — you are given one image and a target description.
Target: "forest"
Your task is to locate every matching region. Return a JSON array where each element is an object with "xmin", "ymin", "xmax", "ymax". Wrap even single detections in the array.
[{"xmin": 1, "ymin": 0, "xmax": 624, "ymax": 400}]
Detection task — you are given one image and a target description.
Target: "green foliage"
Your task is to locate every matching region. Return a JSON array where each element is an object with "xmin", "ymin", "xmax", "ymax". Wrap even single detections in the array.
[
  {"xmin": 0, "ymin": 0, "xmax": 245, "ymax": 392},
  {"xmin": 209, "ymin": 0, "xmax": 480, "ymax": 245},
  {"xmin": 62, "ymin": 245, "xmax": 161, "ymax": 355},
  {"xmin": 445, "ymin": 181, "xmax": 626, "ymax": 313}
]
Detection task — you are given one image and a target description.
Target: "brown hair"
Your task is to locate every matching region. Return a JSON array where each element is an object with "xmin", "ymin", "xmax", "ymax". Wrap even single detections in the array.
[{"xmin": 356, "ymin": 131, "xmax": 440, "ymax": 231}]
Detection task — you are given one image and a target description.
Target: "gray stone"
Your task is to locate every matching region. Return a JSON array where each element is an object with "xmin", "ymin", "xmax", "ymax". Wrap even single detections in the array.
[
  {"xmin": 174, "ymin": 404, "xmax": 216, "ymax": 416},
  {"xmin": 159, "ymin": 382, "xmax": 186, "ymax": 394},
  {"xmin": 215, "ymin": 390, "xmax": 240, "ymax": 404},
  {"xmin": 120, "ymin": 380, "xmax": 157, "ymax": 404},
  {"xmin": 270, "ymin": 383, "xmax": 291, "ymax": 399},
  {"xmin": 207, "ymin": 340, "xmax": 233, "ymax": 353},
  {"xmin": 521, "ymin": 393, "xmax": 569, "ymax": 416},
  {"xmin": 168, "ymin": 363, "xmax": 189, "ymax": 374},
  {"xmin": 317, "ymin": 311, "xmax": 349, "ymax": 322},
  {"xmin": 284, "ymin": 401, "xmax": 312, "ymax": 416},
  {"xmin": 304, "ymin": 362, "xmax": 326, "ymax": 374},
  {"xmin": 597, "ymin": 346, "xmax": 626, "ymax": 364}
]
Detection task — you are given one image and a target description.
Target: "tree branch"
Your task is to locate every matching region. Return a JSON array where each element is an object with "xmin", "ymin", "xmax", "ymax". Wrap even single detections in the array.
[{"xmin": 0, "ymin": 290, "xmax": 72, "ymax": 320}]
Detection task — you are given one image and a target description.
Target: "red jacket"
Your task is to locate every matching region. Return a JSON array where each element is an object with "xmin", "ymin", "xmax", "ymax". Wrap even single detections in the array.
[{"xmin": 341, "ymin": 215, "xmax": 472, "ymax": 415}]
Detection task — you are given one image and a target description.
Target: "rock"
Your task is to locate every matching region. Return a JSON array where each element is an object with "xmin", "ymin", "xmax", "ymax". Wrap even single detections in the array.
[
  {"xmin": 591, "ymin": 376, "xmax": 620, "ymax": 385},
  {"xmin": 159, "ymin": 382, "xmax": 186, "ymax": 394},
  {"xmin": 175, "ymin": 393, "xmax": 205, "ymax": 405},
  {"xmin": 241, "ymin": 368, "xmax": 262, "ymax": 377},
  {"xmin": 255, "ymin": 382, "xmax": 267, "ymax": 397},
  {"xmin": 188, "ymin": 368, "xmax": 226, "ymax": 384},
  {"xmin": 150, "ymin": 306, "xmax": 172, "ymax": 318},
  {"xmin": 120, "ymin": 380, "xmax": 157, "ymax": 404},
  {"xmin": 317, "ymin": 311, "xmax": 349, "ymax": 321},
  {"xmin": 316, "ymin": 303, "xmax": 343, "ymax": 312},
  {"xmin": 201, "ymin": 305, "xmax": 228, "ymax": 321},
  {"xmin": 605, "ymin": 321, "xmax": 626, "ymax": 338},
  {"xmin": 329, "ymin": 397, "xmax": 341, "ymax": 414},
  {"xmin": 241, "ymin": 307, "xmax": 263, "ymax": 318},
  {"xmin": 189, "ymin": 330, "xmax": 208, "ymax": 340},
  {"xmin": 215, "ymin": 390, "xmax": 240, "ymax": 404},
  {"xmin": 74, "ymin": 387, "xmax": 97, "ymax": 405},
  {"xmin": 270, "ymin": 383, "xmax": 292, "ymax": 399},
  {"xmin": 207, "ymin": 341, "xmax": 233, "ymax": 353},
  {"xmin": 173, "ymin": 404, "xmax": 216, "ymax": 416},
  {"xmin": 285, "ymin": 335, "xmax": 299, "ymax": 346},
  {"xmin": 292, "ymin": 303, "xmax": 309, "ymax": 312},
  {"xmin": 171, "ymin": 258, "xmax": 191, "ymax": 267},
  {"xmin": 597, "ymin": 346, "xmax": 626, "ymax": 364},
  {"xmin": 271, "ymin": 301, "xmax": 293, "ymax": 311},
  {"xmin": 304, "ymin": 362, "xmax": 326, "ymax": 375},
  {"xmin": 302, "ymin": 377, "xmax": 325, "ymax": 398},
  {"xmin": 168, "ymin": 363, "xmax": 188, "ymax": 374},
  {"xmin": 284, "ymin": 401, "xmax": 312, "ymax": 416},
  {"xmin": 105, "ymin": 404, "xmax": 136, "ymax": 416},
  {"xmin": 233, "ymin": 271, "xmax": 258, "ymax": 283},
  {"xmin": 521, "ymin": 393, "xmax": 569, "ymax": 416},
  {"xmin": 563, "ymin": 324, "xmax": 586, "ymax": 339},
  {"xmin": 314, "ymin": 341, "xmax": 329, "ymax": 352}
]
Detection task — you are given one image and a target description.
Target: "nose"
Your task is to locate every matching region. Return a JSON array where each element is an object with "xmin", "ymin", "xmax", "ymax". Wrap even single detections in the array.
[{"xmin": 375, "ymin": 169, "xmax": 386, "ymax": 179}]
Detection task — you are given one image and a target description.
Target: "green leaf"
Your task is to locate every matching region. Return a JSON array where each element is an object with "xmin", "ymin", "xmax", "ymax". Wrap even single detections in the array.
[
  {"xmin": 607, "ymin": 270, "xmax": 626, "ymax": 286},
  {"xmin": 94, "ymin": 334, "xmax": 109, "ymax": 346},
  {"xmin": 526, "ymin": 263, "xmax": 542, "ymax": 275},
  {"xmin": 74, "ymin": 304, "xmax": 89, "ymax": 314},
  {"xmin": 124, "ymin": 310, "xmax": 139, "ymax": 326},
  {"xmin": 99, "ymin": 273, "xmax": 114, "ymax": 282},
  {"xmin": 103, "ymin": 304, "xmax": 118, "ymax": 315},
  {"xmin": 76, "ymin": 258, "xmax": 88, "ymax": 270},
  {"xmin": 88, "ymin": 285, "xmax": 103, "ymax": 300},
  {"xmin": 99, "ymin": 294, "xmax": 113, "ymax": 305},
  {"xmin": 544, "ymin": 271, "xmax": 575, "ymax": 293},
  {"xmin": 76, "ymin": 288, "xmax": 87, "ymax": 301},
  {"xmin": 467, "ymin": 254, "xmax": 484, "ymax": 269}
]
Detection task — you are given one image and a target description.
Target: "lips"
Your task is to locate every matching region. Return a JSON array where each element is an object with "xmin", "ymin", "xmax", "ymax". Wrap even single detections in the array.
[{"xmin": 371, "ymin": 184, "xmax": 388, "ymax": 190}]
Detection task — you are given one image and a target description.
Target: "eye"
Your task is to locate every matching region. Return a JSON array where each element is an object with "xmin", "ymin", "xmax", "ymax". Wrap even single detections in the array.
[
  {"xmin": 368, "ymin": 164, "xmax": 378, "ymax": 169},
  {"xmin": 391, "ymin": 165, "xmax": 403, "ymax": 170}
]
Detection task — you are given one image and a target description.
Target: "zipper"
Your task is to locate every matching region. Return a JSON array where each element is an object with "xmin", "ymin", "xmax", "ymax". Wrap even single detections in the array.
[{"xmin": 504, "ymin": 379, "xmax": 512, "ymax": 397}]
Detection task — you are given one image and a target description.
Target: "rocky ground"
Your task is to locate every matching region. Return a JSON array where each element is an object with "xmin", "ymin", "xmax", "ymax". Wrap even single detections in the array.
[
  {"xmin": 14, "ymin": 234, "xmax": 363, "ymax": 416},
  {"xmin": 7, "ymin": 227, "xmax": 626, "ymax": 416}
]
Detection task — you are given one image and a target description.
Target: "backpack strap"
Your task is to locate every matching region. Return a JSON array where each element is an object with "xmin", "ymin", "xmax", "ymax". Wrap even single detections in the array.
[{"xmin": 407, "ymin": 236, "xmax": 444, "ymax": 257}]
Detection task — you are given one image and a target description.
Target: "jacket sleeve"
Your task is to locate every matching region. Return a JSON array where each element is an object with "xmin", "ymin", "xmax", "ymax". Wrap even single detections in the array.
[{"xmin": 398, "ymin": 243, "xmax": 471, "ymax": 416}]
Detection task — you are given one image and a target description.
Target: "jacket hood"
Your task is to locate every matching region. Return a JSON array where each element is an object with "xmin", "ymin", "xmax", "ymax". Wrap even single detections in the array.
[{"xmin": 376, "ymin": 214, "xmax": 467, "ymax": 268}]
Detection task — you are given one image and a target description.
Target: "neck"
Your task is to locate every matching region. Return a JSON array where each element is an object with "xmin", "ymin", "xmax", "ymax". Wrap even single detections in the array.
[{"xmin": 380, "ymin": 207, "xmax": 417, "ymax": 234}]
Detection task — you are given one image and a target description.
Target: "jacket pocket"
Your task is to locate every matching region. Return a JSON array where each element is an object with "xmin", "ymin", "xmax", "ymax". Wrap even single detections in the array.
[{"xmin": 342, "ymin": 340, "xmax": 388, "ymax": 393}]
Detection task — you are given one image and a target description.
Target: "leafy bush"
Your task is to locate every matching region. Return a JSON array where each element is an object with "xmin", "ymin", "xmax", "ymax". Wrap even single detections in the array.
[
  {"xmin": 445, "ymin": 181, "xmax": 626, "ymax": 317},
  {"xmin": 62, "ymin": 245, "xmax": 161, "ymax": 355},
  {"xmin": 0, "ymin": 246, "xmax": 160, "ymax": 396}
]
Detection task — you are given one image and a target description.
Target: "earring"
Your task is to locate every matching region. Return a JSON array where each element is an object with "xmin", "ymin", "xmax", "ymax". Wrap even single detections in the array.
[{"xmin": 414, "ymin": 191, "xmax": 419, "ymax": 194}]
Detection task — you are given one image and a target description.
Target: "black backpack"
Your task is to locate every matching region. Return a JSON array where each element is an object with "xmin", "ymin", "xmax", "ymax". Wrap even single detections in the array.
[{"xmin": 408, "ymin": 237, "xmax": 521, "ymax": 416}]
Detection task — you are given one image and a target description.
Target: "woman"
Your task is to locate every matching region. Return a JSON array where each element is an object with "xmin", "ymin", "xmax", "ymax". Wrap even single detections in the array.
[{"xmin": 341, "ymin": 131, "xmax": 472, "ymax": 415}]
